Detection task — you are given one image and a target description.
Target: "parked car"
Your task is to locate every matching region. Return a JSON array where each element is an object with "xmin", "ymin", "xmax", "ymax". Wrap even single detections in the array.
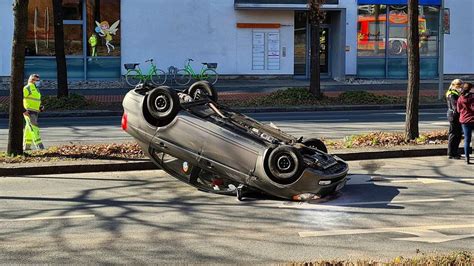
[{"xmin": 121, "ymin": 81, "xmax": 349, "ymax": 201}]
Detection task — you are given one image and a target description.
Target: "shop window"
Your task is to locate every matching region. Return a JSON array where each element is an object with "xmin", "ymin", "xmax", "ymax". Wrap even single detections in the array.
[
  {"xmin": 357, "ymin": 4, "xmax": 387, "ymax": 57},
  {"xmin": 64, "ymin": 25, "xmax": 83, "ymax": 55},
  {"xmin": 357, "ymin": 4, "xmax": 440, "ymax": 78},
  {"xmin": 86, "ymin": 0, "xmax": 121, "ymax": 57},
  {"xmin": 420, "ymin": 6, "xmax": 440, "ymax": 57},
  {"xmin": 26, "ymin": 0, "xmax": 55, "ymax": 56},
  {"xmin": 63, "ymin": 0, "xmax": 83, "ymax": 20},
  {"xmin": 25, "ymin": 0, "xmax": 121, "ymax": 79}
]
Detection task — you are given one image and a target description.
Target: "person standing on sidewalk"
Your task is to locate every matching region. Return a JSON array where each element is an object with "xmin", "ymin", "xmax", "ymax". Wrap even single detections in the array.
[
  {"xmin": 23, "ymin": 74, "xmax": 45, "ymax": 150},
  {"xmin": 457, "ymin": 82, "xmax": 474, "ymax": 165},
  {"xmin": 446, "ymin": 79, "xmax": 463, "ymax": 159}
]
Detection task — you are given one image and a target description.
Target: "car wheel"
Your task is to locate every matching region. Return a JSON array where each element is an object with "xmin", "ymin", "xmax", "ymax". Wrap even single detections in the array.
[
  {"xmin": 187, "ymin": 81, "xmax": 218, "ymax": 102},
  {"xmin": 302, "ymin": 138, "xmax": 328, "ymax": 153},
  {"xmin": 146, "ymin": 86, "xmax": 180, "ymax": 123},
  {"xmin": 389, "ymin": 40, "xmax": 403, "ymax": 55},
  {"xmin": 267, "ymin": 145, "xmax": 303, "ymax": 184}
]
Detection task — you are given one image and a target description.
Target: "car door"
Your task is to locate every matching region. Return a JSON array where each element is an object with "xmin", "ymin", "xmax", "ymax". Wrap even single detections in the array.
[
  {"xmin": 151, "ymin": 110, "xmax": 264, "ymax": 181},
  {"xmin": 199, "ymin": 120, "xmax": 263, "ymax": 178}
]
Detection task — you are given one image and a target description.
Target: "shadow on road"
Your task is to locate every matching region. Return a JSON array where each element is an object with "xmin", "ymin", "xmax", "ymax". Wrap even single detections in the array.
[{"xmin": 0, "ymin": 173, "xmax": 313, "ymax": 263}]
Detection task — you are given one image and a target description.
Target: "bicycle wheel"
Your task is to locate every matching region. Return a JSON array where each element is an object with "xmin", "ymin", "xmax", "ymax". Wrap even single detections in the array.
[
  {"xmin": 174, "ymin": 69, "xmax": 192, "ymax": 86},
  {"xmin": 201, "ymin": 69, "xmax": 218, "ymax": 85},
  {"xmin": 125, "ymin": 70, "xmax": 143, "ymax": 87},
  {"xmin": 151, "ymin": 69, "xmax": 167, "ymax": 86}
]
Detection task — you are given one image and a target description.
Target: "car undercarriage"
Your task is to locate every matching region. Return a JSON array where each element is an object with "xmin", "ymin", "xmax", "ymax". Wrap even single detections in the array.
[{"xmin": 122, "ymin": 81, "xmax": 349, "ymax": 201}]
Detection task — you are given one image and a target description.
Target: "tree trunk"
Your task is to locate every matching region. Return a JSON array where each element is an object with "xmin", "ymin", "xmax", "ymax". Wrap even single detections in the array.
[
  {"xmin": 308, "ymin": 0, "xmax": 323, "ymax": 99},
  {"xmin": 405, "ymin": 0, "xmax": 420, "ymax": 140},
  {"xmin": 52, "ymin": 0, "xmax": 68, "ymax": 98},
  {"xmin": 7, "ymin": 0, "xmax": 29, "ymax": 156}
]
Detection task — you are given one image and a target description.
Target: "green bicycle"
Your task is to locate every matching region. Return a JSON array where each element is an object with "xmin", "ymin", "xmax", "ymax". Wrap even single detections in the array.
[
  {"xmin": 124, "ymin": 59, "xmax": 167, "ymax": 87},
  {"xmin": 174, "ymin": 58, "xmax": 218, "ymax": 86}
]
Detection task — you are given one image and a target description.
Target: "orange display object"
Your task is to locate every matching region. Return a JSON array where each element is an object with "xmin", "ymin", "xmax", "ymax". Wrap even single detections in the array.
[{"xmin": 236, "ymin": 23, "xmax": 281, "ymax": 29}]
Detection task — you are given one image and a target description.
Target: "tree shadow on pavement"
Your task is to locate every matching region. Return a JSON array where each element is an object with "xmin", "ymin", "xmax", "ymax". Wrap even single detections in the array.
[{"xmin": 0, "ymin": 172, "xmax": 326, "ymax": 264}]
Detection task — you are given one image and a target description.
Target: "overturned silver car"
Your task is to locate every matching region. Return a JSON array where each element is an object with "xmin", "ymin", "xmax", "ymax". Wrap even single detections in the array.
[{"xmin": 122, "ymin": 81, "xmax": 348, "ymax": 201}]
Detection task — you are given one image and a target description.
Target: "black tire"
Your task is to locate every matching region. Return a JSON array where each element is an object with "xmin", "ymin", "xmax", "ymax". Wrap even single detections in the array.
[
  {"xmin": 302, "ymin": 138, "xmax": 328, "ymax": 153},
  {"xmin": 187, "ymin": 81, "xmax": 218, "ymax": 102},
  {"xmin": 389, "ymin": 40, "xmax": 403, "ymax": 55},
  {"xmin": 146, "ymin": 86, "xmax": 180, "ymax": 123},
  {"xmin": 267, "ymin": 145, "xmax": 303, "ymax": 184}
]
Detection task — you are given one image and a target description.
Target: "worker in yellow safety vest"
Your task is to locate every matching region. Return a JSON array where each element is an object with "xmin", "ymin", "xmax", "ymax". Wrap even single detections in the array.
[
  {"xmin": 446, "ymin": 79, "xmax": 463, "ymax": 159},
  {"xmin": 419, "ymin": 29, "xmax": 429, "ymax": 54},
  {"xmin": 23, "ymin": 73, "xmax": 45, "ymax": 150}
]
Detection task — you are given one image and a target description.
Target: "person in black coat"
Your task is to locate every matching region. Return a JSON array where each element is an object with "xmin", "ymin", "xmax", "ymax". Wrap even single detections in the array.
[{"xmin": 446, "ymin": 79, "xmax": 463, "ymax": 159}]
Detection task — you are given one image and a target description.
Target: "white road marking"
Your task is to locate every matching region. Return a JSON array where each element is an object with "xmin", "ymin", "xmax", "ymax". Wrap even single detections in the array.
[
  {"xmin": 348, "ymin": 175, "xmax": 474, "ymax": 185},
  {"xmin": 395, "ymin": 112, "xmax": 444, "ymax": 116},
  {"xmin": 272, "ymin": 119, "xmax": 350, "ymax": 123},
  {"xmin": 280, "ymin": 198, "xmax": 454, "ymax": 210},
  {"xmin": 0, "ymin": 214, "xmax": 95, "ymax": 222},
  {"xmin": 392, "ymin": 229, "xmax": 474, "ymax": 243},
  {"xmin": 431, "ymin": 122, "xmax": 449, "ymax": 125},
  {"xmin": 299, "ymin": 224, "xmax": 474, "ymax": 243},
  {"xmin": 332, "ymin": 198, "xmax": 454, "ymax": 206}
]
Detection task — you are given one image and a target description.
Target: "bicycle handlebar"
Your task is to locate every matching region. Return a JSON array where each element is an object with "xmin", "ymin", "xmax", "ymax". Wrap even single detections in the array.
[
  {"xmin": 187, "ymin": 58, "xmax": 194, "ymax": 62},
  {"xmin": 145, "ymin": 59, "xmax": 154, "ymax": 63}
]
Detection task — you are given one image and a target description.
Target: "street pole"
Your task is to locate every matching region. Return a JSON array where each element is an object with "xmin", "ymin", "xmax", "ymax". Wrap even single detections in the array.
[{"xmin": 438, "ymin": 0, "xmax": 445, "ymax": 100}]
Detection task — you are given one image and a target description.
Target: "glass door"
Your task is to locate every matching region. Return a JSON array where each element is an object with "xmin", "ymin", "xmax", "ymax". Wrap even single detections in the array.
[
  {"xmin": 319, "ymin": 27, "xmax": 329, "ymax": 74},
  {"xmin": 294, "ymin": 11, "xmax": 307, "ymax": 76},
  {"xmin": 294, "ymin": 11, "xmax": 330, "ymax": 77}
]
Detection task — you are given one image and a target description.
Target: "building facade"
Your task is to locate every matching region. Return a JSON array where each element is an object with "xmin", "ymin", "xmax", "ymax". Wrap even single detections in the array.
[{"xmin": 0, "ymin": 0, "xmax": 472, "ymax": 80}]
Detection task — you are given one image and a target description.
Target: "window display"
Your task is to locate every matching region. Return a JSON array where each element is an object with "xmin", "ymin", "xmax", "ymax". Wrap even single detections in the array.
[
  {"xmin": 26, "ymin": 0, "xmax": 121, "ymax": 79},
  {"xmin": 357, "ymin": 4, "xmax": 440, "ymax": 78},
  {"xmin": 86, "ymin": 0, "xmax": 121, "ymax": 57}
]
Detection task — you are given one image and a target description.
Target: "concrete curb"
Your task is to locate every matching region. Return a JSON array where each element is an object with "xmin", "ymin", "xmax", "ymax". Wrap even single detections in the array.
[
  {"xmin": 235, "ymin": 103, "xmax": 445, "ymax": 113},
  {"xmin": 1, "ymin": 147, "xmax": 457, "ymax": 176},
  {"xmin": 336, "ymin": 147, "xmax": 452, "ymax": 161},
  {"xmin": 0, "ymin": 104, "xmax": 445, "ymax": 118},
  {"xmin": 0, "ymin": 161, "xmax": 155, "ymax": 176}
]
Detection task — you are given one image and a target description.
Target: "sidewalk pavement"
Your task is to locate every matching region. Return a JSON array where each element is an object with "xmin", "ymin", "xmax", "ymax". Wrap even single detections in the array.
[
  {"xmin": 0, "ymin": 80, "xmax": 447, "ymax": 117},
  {"xmin": 2, "ymin": 77, "xmax": 472, "ymax": 98},
  {"xmin": 1, "ymin": 77, "xmax": 463, "ymax": 108},
  {"xmin": 1, "ymin": 144, "xmax": 466, "ymax": 176}
]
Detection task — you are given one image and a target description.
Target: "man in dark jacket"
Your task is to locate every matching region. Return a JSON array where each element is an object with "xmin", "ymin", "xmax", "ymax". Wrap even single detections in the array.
[{"xmin": 446, "ymin": 79, "xmax": 463, "ymax": 159}]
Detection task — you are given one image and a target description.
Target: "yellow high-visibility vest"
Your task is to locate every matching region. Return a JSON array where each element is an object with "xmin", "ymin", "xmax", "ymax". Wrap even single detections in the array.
[
  {"xmin": 23, "ymin": 83, "xmax": 41, "ymax": 112},
  {"xmin": 446, "ymin": 89, "xmax": 460, "ymax": 98}
]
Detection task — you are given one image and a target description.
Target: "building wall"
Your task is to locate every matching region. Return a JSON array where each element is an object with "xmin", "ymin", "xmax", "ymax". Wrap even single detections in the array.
[
  {"xmin": 333, "ymin": 0, "xmax": 358, "ymax": 76},
  {"xmin": 1, "ymin": 0, "xmax": 472, "ymax": 78},
  {"xmin": 234, "ymin": 10, "xmax": 294, "ymax": 75},
  {"xmin": 0, "ymin": 1, "xmax": 14, "ymax": 77},
  {"xmin": 444, "ymin": 0, "xmax": 474, "ymax": 75},
  {"xmin": 122, "ymin": 0, "xmax": 294, "ymax": 75}
]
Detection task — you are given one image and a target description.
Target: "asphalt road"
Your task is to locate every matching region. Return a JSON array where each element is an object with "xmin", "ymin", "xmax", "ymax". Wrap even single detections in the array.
[
  {"xmin": 0, "ymin": 156, "xmax": 472, "ymax": 263},
  {"xmin": 0, "ymin": 109, "xmax": 448, "ymax": 150}
]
